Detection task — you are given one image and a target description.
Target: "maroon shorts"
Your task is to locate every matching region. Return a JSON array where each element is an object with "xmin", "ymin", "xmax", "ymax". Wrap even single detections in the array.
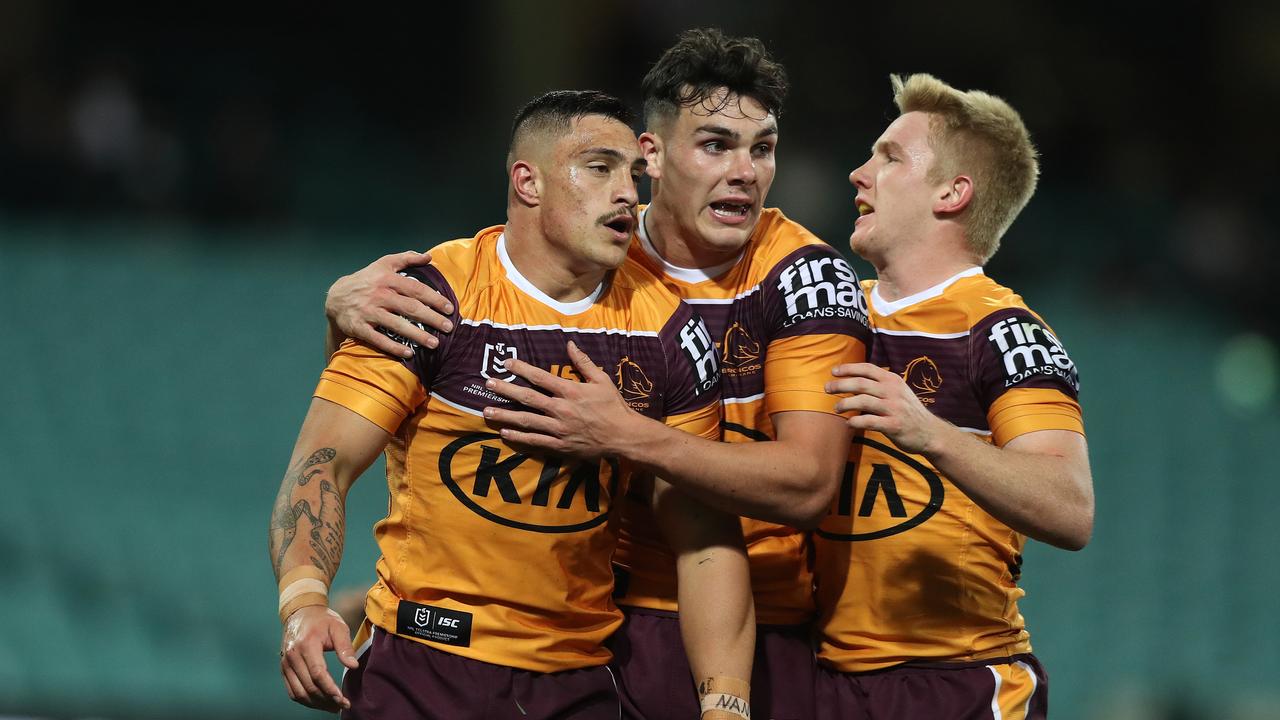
[
  {"xmin": 607, "ymin": 607, "xmax": 815, "ymax": 720},
  {"xmin": 342, "ymin": 627, "xmax": 622, "ymax": 720},
  {"xmin": 814, "ymin": 653, "xmax": 1049, "ymax": 720}
]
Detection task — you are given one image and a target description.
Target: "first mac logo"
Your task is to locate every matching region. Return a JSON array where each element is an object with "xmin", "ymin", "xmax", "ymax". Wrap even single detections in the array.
[{"xmin": 439, "ymin": 432, "xmax": 621, "ymax": 533}]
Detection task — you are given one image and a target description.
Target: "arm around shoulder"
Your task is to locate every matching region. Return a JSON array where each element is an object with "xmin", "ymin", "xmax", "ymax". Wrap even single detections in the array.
[{"xmin": 324, "ymin": 250, "xmax": 455, "ymax": 360}]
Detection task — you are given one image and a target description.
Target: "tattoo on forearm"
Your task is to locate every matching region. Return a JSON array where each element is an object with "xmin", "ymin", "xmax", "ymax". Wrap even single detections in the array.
[
  {"xmin": 295, "ymin": 448, "xmax": 336, "ymax": 486},
  {"xmin": 268, "ymin": 447, "xmax": 345, "ymax": 580},
  {"xmin": 309, "ymin": 479, "xmax": 345, "ymax": 577}
]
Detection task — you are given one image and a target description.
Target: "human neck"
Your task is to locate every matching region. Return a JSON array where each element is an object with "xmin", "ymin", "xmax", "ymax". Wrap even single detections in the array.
[
  {"xmin": 503, "ymin": 219, "xmax": 606, "ymax": 303},
  {"xmin": 871, "ymin": 240, "xmax": 980, "ymax": 302},
  {"xmin": 643, "ymin": 199, "xmax": 742, "ymax": 270}
]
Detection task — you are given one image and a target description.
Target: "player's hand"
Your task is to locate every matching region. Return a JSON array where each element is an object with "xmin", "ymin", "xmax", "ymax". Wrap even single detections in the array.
[
  {"xmin": 483, "ymin": 341, "xmax": 636, "ymax": 459},
  {"xmin": 279, "ymin": 605, "xmax": 360, "ymax": 712},
  {"xmin": 825, "ymin": 362, "xmax": 947, "ymax": 456},
  {"xmin": 325, "ymin": 250, "xmax": 454, "ymax": 358}
]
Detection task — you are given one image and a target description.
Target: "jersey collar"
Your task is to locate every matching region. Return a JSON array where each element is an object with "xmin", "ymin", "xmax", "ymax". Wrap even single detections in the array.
[
  {"xmin": 636, "ymin": 206, "xmax": 747, "ymax": 283},
  {"xmin": 496, "ymin": 233, "xmax": 605, "ymax": 316},
  {"xmin": 870, "ymin": 266, "xmax": 984, "ymax": 317}
]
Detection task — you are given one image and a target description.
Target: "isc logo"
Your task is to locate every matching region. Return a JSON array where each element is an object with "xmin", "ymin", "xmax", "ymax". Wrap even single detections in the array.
[
  {"xmin": 412, "ymin": 607, "xmax": 456, "ymax": 628},
  {"xmin": 439, "ymin": 432, "xmax": 621, "ymax": 533},
  {"xmin": 776, "ymin": 254, "xmax": 865, "ymax": 321},
  {"xmin": 399, "ymin": 600, "xmax": 473, "ymax": 648}
]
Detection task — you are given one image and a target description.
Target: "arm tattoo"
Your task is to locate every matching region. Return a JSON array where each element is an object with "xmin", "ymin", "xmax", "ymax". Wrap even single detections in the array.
[
  {"xmin": 309, "ymin": 479, "xmax": 345, "ymax": 577},
  {"xmin": 295, "ymin": 448, "xmax": 336, "ymax": 486},
  {"xmin": 269, "ymin": 447, "xmax": 345, "ymax": 580}
]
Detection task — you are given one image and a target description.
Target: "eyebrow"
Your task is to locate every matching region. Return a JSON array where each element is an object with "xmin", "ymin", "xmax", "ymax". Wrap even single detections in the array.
[
  {"xmin": 580, "ymin": 147, "xmax": 629, "ymax": 162},
  {"xmin": 873, "ymin": 139, "xmax": 902, "ymax": 156},
  {"xmin": 695, "ymin": 124, "xmax": 779, "ymax": 140},
  {"xmin": 580, "ymin": 147, "xmax": 647, "ymax": 169}
]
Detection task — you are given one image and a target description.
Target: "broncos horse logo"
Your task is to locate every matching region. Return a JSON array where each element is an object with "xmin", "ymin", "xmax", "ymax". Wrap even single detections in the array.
[
  {"xmin": 903, "ymin": 356, "xmax": 942, "ymax": 398},
  {"xmin": 721, "ymin": 322, "xmax": 761, "ymax": 368},
  {"xmin": 615, "ymin": 356, "xmax": 654, "ymax": 402}
]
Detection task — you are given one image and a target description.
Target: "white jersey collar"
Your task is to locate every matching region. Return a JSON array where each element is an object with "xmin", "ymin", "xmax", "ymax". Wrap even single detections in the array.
[
  {"xmin": 636, "ymin": 206, "xmax": 746, "ymax": 283},
  {"xmin": 496, "ymin": 233, "xmax": 604, "ymax": 316},
  {"xmin": 871, "ymin": 266, "xmax": 984, "ymax": 317}
]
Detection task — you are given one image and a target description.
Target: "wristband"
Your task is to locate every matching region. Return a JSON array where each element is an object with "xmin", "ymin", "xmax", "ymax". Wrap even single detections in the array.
[
  {"xmin": 278, "ymin": 566, "xmax": 329, "ymax": 623},
  {"xmin": 698, "ymin": 676, "xmax": 751, "ymax": 719}
]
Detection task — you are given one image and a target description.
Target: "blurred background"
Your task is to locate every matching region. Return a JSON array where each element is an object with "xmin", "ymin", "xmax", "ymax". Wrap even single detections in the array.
[{"xmin": 2, "ymin": 1, "xmax": 1277, "ymax": 718}]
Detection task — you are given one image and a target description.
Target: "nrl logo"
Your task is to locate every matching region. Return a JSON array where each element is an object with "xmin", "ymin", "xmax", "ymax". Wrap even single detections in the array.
[
  {"xmin": 413, "ymin": 607, "xmax": 431, "ymax": 627},
  {"xmin": 481, "ymin": 342, "xmax": 518, "ymax": 382}
]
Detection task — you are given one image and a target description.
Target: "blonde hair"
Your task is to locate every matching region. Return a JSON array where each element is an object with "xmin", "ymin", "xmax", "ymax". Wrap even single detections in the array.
[{"xmin": 891, "ymin": 73, "xmax": 1039, "ymax": 262}]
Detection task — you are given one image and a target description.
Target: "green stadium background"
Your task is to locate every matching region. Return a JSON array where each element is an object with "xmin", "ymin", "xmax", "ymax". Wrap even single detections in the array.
[{"xmin": 2, "ymin": 3, "xmax": 1278, "ymax": 719}]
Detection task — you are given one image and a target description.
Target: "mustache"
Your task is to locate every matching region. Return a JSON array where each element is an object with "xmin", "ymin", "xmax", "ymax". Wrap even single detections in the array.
[{"xmin": 596, "ymin": 208, "xmax": 637, "ymax": 225}]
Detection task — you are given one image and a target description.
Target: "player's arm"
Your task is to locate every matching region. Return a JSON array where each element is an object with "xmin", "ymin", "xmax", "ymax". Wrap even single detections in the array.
[
  {"xmin": 268, "ymin": 397, "xmax": 391, "ymax": 711},
  {"xmin": 484, "ymin": 342, "xmax": 850, "ymax": 529},
  {"xmin": 827, "ymin": 363, "xmax": 1094, "ymax": 550},
  {"xmin": 324, "ymin": 250, "xmax": 455, "ymax": 359},
  {"xmin": 615, "ymin": 408, "xmax": 850, "ymax": 530},
  {"xmin": 650, "ymin": 479, "xmax": 755, "ymax": 717}
]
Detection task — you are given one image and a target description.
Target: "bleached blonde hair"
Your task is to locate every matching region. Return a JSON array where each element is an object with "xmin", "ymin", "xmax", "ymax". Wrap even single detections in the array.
[{"xmin": 892, "ymin": 73, "xmax": 1039, "ymax": 262}]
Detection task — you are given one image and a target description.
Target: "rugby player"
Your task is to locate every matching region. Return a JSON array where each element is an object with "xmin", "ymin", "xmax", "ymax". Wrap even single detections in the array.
[
  {"xmin": 325, "ymin": 30, "xmax": 871, "ymax": 720},
  {"xmin": 816, "ymin": 74, "xmax": 1095, "ymax": 718},
  {"xmin": 268, "ymin": 90, "xmax": 754, "ymax": 719}
]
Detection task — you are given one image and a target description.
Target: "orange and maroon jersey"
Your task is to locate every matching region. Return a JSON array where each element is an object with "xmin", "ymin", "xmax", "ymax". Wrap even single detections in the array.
[
  {"xmin": 315, "ymin": 226, "xmax": 721, "ymax": 672},
  {"xmin": 815, "ymin": 267, "xmax": 1085, "ymax": 672},
  {"xmin": 612, "ymin": 206, "xmax": 873, "ymax": 625}
]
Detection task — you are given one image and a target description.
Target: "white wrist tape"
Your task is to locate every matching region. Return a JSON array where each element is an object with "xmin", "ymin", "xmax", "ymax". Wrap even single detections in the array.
[
  {"xmin": 278, "ymin": 578, "xmax": 328, "ymax": 612},
  {"xmin": 701, "ymin": 692, "xmax": 751, "ymax": 719},
  {"xmin": 277, "ymin": 567, "xmax": 329, "ymax": 623}
]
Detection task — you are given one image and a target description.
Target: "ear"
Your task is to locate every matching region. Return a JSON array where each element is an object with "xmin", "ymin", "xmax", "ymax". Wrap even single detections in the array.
[
  {"xmin": 934, "ymin": 175, "xmax": 973, "ymax": 216},
  {"xmin": 639, "ymin": 132, "xmax": 663, "ymax": 179},
  {"xmin": 511, "ymin": 160, "xmax": 541, "ymax": 207}
]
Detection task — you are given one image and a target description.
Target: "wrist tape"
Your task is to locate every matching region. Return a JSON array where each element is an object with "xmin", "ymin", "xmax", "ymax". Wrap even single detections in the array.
[
  {"xmin": 698, "ymin": 676, "xmax": 751, "ymax": 719},
  {"xmin": 278, "ymin": 566, "xmax": 329, "ymax": 623}
]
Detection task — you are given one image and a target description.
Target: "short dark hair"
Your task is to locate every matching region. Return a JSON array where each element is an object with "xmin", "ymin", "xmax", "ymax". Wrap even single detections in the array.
[
  {"xmin": 641, "ymin": 28, "xmax": 789, "ymax": 128},
  {"xmin": 509, "ymin": 90, "xmax": 635, "ymax": 153}
]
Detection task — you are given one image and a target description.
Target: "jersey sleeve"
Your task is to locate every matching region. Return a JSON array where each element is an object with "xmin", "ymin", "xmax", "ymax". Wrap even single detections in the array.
[
  {"xmin": 760, "ymin": 244, "xmax": 873, "ymax": 416},
  {"xmin": 314, "ymin": 265, "xmax": 460, "ymax": 434},
  {"xmin": 658, "ymin": 301, "xmax": 722, "ymax": 440},
  {"xmin": 316, "ymin": 342, "xmax": 428, "ymax": 433},
  {"xmin": 971, "ymin": 308, "xmax": 1084, "ymax": 446}
]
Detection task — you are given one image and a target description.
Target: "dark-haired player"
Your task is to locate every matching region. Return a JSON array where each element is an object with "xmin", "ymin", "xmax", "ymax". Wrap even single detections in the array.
[
  {"xmin": 816, "ymin": 74, "xmax": 1094, "ymax": 718},
  {"xmin": 268, "ymin": 90, "xmax": 754, "ymax": 719},
  {"xmin": 326, "ymin": 30, "xmax": 872, "ymax": 719}
]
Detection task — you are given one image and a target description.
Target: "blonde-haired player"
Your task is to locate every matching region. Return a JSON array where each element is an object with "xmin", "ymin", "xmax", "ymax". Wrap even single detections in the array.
[{"xmin": 817, "ymin": 74, "xmax": 1094, "ymax": 718}]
